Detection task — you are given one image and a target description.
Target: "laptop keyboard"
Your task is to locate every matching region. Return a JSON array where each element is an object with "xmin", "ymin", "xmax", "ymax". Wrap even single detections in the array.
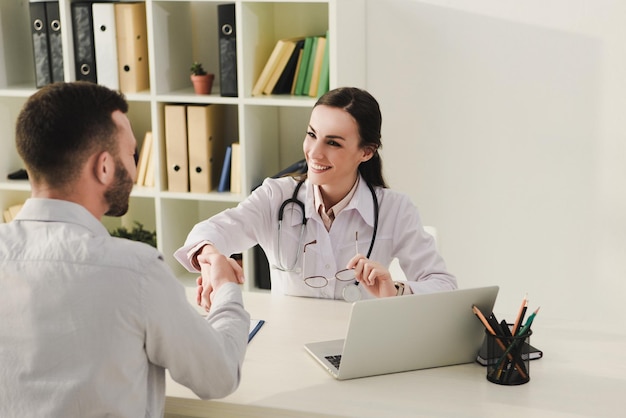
[{"xmin": 325, "ymin": 355, "xmax": 342, "ymax": 369}]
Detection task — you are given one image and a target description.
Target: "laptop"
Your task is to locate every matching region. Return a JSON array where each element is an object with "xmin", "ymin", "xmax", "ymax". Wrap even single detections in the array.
[{"xmin": 304, "ymin": 285, "xmax": 499, "ymax": 380}]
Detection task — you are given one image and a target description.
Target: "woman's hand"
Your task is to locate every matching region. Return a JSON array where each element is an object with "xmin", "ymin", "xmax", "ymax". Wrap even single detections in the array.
[{"xmin": 346, "ymin": 254, "xmax": 396, "ymax": 298}]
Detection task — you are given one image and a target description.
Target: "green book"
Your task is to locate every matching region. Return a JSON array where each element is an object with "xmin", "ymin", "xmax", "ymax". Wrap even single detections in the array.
[
  {"xmin": 294, "ymin": 37, "xmax": 314, "ymax": 95},
  {"xmin": 298, "ymin": 36, "xmax": 318, "ymax": 96}
]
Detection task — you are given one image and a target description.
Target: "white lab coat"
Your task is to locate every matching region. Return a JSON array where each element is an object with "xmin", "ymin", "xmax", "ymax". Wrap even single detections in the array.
[{"xmin": 175, "ymin": 175, "xmax": 457, "ymax": 299}]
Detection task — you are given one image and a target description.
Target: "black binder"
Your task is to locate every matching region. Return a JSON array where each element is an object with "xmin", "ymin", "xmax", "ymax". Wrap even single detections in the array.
[
  {"xmin": 46, "ymin": 1, "xmax": 64, "ymax": 83},
  {"xmin": 217, "ymin": 3, "xmax": 237, "ymax": 97},
  {"xmin": 71, "ymin": 1, "xmax": 97, "ymax": 83},
  {"xmin": 29, "ymin": 1, "xmax": 51, "ymax": 88},
  {"xmin": 273, "ymin": 39, "xmax": 304, "ymax": 94}
]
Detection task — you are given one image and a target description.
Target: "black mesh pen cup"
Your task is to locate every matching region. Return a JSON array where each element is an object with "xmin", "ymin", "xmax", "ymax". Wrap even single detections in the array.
[{"xmin": 486, "ymin": 329, "xmax": 532, "ymax": 385}]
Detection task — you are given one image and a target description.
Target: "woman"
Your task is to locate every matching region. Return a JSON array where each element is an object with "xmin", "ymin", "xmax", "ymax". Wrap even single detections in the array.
[{"xmin": 175, "ymin": 87, "xmax": 456, "ymax": 305}]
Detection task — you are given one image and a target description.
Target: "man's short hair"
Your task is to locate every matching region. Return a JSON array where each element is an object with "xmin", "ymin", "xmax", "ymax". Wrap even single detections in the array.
[{"xmin": 15, "ymin": 81, "xmax": 129, "ymax": 187}]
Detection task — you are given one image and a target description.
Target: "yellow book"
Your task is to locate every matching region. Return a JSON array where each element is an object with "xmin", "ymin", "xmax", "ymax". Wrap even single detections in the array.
[
  {"xmin": 308, "ymin": 36, "xmax": 327, "ymax": 97},
  {"xmin": 135, "ymin": 131, "xmax": 153, "ymax": 185},
  {"xmin": 252, "ymin": 40, "xmax": 290, "ymax": 96},
  {"xmin": 143, "ymin": 144, "xmax": 155, "ymax": 188},
  {"xmin": 230, "ymin": 142, "xmax": 241, "ymax": 194},
  {"xmin": 262, "ymin": 39, "xmax": 299, "ymax": 95},
  {"xmin": 252, "ymin": 37, "xmax": 303, "ymax": 96}
]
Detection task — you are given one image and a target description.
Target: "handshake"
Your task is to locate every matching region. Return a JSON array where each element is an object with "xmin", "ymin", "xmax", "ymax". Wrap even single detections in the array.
[{"xmin": 195, "ymin": 250, "xmax": 245, "ymax": 312}]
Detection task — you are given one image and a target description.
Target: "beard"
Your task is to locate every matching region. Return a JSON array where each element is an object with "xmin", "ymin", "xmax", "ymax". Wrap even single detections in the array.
[{"xmin": 104, "ymin": 158, "xmax": 134, "ymax": 217}]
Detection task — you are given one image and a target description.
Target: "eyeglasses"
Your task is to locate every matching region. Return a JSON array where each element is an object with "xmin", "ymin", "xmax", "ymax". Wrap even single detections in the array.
[{"xmin": 302, "ymin": 233, "xmax": 359, "ymax": 289}]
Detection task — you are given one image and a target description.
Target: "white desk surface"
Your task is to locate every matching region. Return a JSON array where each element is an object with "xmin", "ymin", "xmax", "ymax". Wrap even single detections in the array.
[{"xmin": 165, "ymin": 290, "xmax": 626, "ymax": 418}]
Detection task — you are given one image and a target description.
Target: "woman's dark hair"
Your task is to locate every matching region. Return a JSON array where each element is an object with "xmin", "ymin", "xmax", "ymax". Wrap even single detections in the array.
[
  {"xmin": 15, "ymin": 81, "xmax": 128, "ymax": 188},
  {"xmin": 314, "ymin": 87, "xmax": 388, "ymax": 188}
]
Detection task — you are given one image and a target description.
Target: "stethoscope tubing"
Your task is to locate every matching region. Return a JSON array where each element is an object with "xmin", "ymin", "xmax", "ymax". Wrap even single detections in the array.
[{"xmin": 276, "ymin": 178, "xmax": 379, "ymax": 273}]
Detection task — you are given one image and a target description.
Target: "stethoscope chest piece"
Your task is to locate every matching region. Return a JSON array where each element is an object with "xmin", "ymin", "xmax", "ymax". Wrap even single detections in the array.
[{"xmin": 342, "ymin": 283, "xmax": 362, "ymax": 302}]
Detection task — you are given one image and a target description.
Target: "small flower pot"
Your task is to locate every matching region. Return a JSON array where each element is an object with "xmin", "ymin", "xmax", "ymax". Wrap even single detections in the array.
[{"xmin": 190, "ymin": 73, "xmax": 214, "ymax": 94}]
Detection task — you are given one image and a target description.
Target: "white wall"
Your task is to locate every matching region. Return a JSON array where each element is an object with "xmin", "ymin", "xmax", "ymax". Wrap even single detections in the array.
[{"xmin": 365, "ymin": 0, "xmax": 626, "ymax": 322}]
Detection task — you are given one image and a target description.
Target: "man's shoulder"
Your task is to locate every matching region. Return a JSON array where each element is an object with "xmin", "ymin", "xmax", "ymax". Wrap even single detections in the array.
[
  {"xmin": 108, "ymin": 236, "xmax": 163, "ymax": 257},
  {"xmin": 103, "ymin": 236, "xmax": 168, "ymax": 272}
]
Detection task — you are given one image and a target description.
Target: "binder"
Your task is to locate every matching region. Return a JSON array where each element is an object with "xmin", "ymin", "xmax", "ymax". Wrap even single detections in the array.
[
  {"xmin": 164, "ymin": 105, "xmax": 189, "ymax": 192},
  {"xmin": 115, "ymin": 2, "xmax": 150, "ymax": 93},
  {"xmin": 92, "ymin": 2, "xmax": 119, "ymax": 90},
  {"xmin": 187, "ymin": 104, "xmax": 225, "ymax": 193},
  {"xmin": 218, "ymin": 3, "xmax": 238, "ymax": 97},
  {"xmin": 29, "ymin": 1, "xmax": 51, "ymax": 88},
  {"xmin": 71, "ymin": 1, "xmax": 97, "ymax": 83},
  {"xmin": 217, "ymin": 145, "xmax": 232, "ymax": 192},
  {"xmin": 46, "ymin": 1, "xmax": 64, "ymax": 83}
]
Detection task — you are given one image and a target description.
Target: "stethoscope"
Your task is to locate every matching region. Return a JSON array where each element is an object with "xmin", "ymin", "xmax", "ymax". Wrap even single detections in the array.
[{"xmin": 275, "ymin": 179, "xmax": 379, "ymax": 302}]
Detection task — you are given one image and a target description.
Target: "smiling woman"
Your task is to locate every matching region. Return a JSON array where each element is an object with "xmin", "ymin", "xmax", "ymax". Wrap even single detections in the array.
[{"xmin": 174, "ymin": 87, "xmax": 457, "ymax": 304}]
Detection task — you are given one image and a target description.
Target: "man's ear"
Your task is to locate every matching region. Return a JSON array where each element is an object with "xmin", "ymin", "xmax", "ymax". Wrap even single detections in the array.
[{"xmin": 94, "ymin": 151, "xmax": 114, "ymax": 185}]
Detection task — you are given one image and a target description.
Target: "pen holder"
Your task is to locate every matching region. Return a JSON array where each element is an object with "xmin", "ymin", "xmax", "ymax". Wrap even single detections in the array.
[{"xmin": 486, "ymin": 329, "xmax": 532, "ymax": 385}]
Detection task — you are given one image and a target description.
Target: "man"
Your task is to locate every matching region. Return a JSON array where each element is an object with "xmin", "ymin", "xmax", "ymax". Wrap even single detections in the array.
[{"xmin": 0, "ymin": 81, "xmax": 249, "ymax": 417}]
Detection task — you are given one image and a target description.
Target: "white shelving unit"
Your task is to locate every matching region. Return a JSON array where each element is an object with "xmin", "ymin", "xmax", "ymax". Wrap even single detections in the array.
[{"xmin": 0, "ymin": 0, "xmax": 365, "ymax": 290}]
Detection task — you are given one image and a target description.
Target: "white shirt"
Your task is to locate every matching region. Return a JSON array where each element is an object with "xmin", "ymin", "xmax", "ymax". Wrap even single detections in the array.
[
  {"xmin": 175, "ymin": 175, "xmax": 457, "ymax": 300},
  {"xmin": 0, "ymin": 198, "xmax": 250, "ymax": 418},
  {"xmin": 314, "ymin": 177, "xmax": 358, "ymax": 231}
]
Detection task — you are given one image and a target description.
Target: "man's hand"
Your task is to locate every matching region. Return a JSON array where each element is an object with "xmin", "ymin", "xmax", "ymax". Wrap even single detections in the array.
[{"xmin": 196, "ymin": 253, "xmax": 245, "ymax": 312}]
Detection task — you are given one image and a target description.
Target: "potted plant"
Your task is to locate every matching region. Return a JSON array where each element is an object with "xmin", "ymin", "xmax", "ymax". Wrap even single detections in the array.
[
  {"xmin": 110, "ymin": 221, "xmax": 157, "ymax": 248},
  {"xmin": 190, "ymin": 61, "xmax": 214, "ymax": 94}
]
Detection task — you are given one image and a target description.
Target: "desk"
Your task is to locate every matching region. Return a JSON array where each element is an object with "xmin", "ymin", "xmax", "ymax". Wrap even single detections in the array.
[{"xmin": 165, "ymin": 291, "xmax": 626, "ymax": 418}]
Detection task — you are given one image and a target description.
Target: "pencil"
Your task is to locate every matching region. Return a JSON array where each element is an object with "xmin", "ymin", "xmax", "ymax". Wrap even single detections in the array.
[
  {"xmin": 472, "ymin": 305, "xmax": 497, "ymax": 335},
  {"xmin": 472, "ymin": 305, "xmax": 528, "ymax": 380},
  {"xmin": 494, "ymin": 307, "xmax": 541, "ymax": 379},
  {"xmin": 511, "ymin": 294, "xmax": 528, "ymax": 336},
  {"xmin": 494, "ymin": 309, "xmax": 539, "ymax": 373},
  {"xmin": 516, "ymin": 306, "xmax": 540, "ymax": 337}
]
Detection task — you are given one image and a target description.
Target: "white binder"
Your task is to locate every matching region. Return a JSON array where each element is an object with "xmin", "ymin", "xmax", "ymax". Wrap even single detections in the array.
[{"xmin": 92, "ymin": 2, "xmax": 119, "ymax": 90}]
